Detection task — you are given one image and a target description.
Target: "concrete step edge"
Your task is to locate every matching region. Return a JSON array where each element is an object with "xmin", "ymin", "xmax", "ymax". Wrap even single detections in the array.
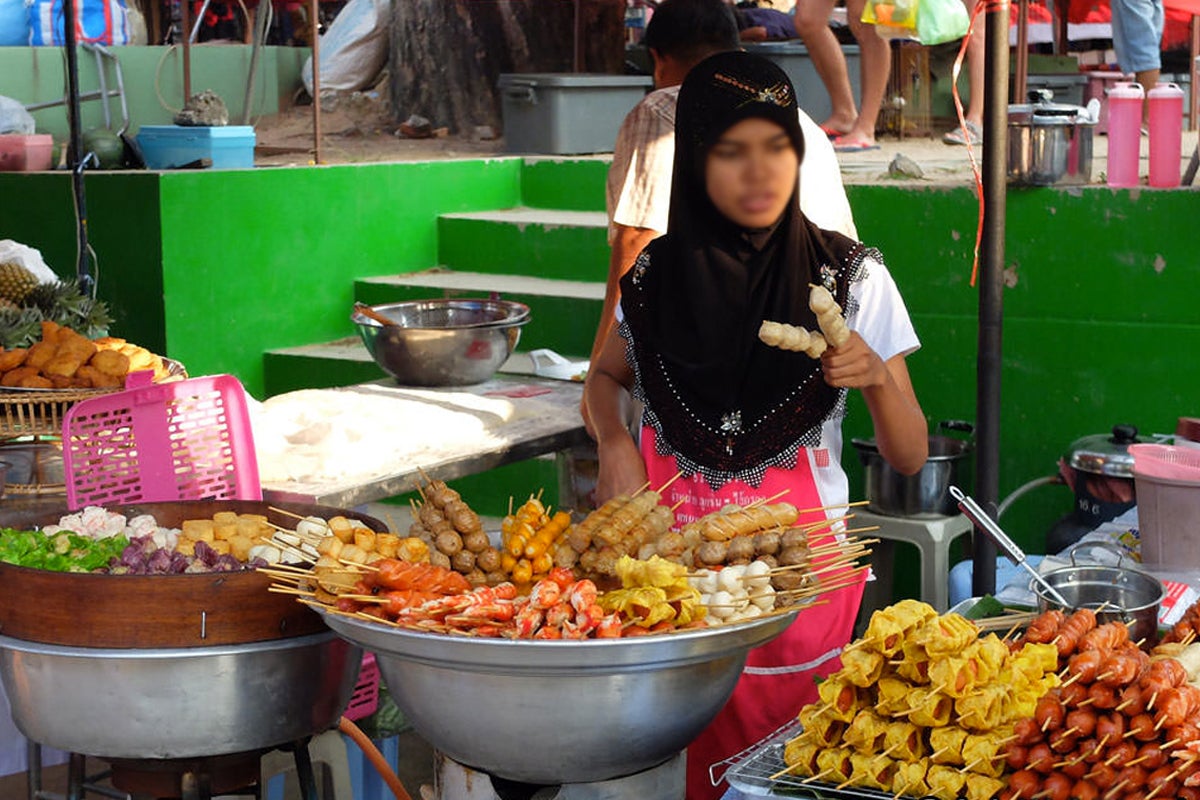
[
  {"xmin": 358, "ymin": 269, "xmax": 605, "ymax": 301},
  {"xmin": 439, "ymin": 206, "xmax": 608, "ymax": 229},
  {"xmin": 266, "ymin": 341, "xmax": 589, "ymax": 376}
]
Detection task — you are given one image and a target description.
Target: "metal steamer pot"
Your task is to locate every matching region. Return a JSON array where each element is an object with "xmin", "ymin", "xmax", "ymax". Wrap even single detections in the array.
[
  {"xmin": 0, "ymin": 500, "xmax": 382, "ymax": 760},
  {"xmin": 317, "ymin": 606, "xmax": 798, "ymax": 784},
  {"xmin": 1032, "ymin": 546, "xmax": 1164, "ymax": 646},
  {"xmin": 853, "ymin": 420, "xmax": 973, "ymax": 517},
  {"xmin": 0, "ymin": 633, "xmax": 361, "ymax": 759},
  {"xmin": 1008, "ymin": 99, "xmax": 1097, "ymax": 186},
  {"xmin": 1046, "ymin": 424, "xmax": 1140, "ymax": 553}
]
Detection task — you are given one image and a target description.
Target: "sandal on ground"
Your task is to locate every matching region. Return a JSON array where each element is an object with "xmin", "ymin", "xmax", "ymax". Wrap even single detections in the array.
[{"xmin": 943, "ymin": 121, "xmax": 982, "ymax": 145}]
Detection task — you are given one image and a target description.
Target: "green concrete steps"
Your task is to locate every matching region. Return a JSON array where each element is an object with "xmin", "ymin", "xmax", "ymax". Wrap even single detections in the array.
[
  {"xmin": 436, "ymin": 207, "xmax": 608, "ymax": 282},
  {"xmin": 519, "ymin": 157, "xmax": 609, "ymax": 211},
  {"xmin": 353, "ymin": 270, "xmax": 604, "ymax": 357},
  {"xmin": 263, "ymin": 337, "xmax": 384, "ymax": 397}
]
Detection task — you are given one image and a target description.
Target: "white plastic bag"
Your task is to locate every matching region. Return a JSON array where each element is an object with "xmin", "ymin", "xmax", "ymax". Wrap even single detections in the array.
[
  {"xmin": 0, "ymin": 96, "xmax": 35, "ymax": 135},
  {"xmin": 0, "ymin": 240, "xmax": 61, "ymax": 283},
  {"xmin": 301, "ymin": 0, "xmax": 391, "ymax": 95}
]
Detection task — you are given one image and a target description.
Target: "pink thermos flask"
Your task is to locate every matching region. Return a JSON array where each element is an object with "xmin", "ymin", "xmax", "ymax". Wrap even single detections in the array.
[
  {"xmin": 1148, "ymin": 82, "xmax": 1184, "ymax": 188},
  {"xmin": 1107, "ymin": 82, "xmax": 1144, "ymax": 188}
]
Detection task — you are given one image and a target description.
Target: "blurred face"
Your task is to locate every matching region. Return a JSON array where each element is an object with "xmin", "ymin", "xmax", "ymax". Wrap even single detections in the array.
[{"xmin": 704, "ymin": 117, "xmax": 798, "ymax": 229}]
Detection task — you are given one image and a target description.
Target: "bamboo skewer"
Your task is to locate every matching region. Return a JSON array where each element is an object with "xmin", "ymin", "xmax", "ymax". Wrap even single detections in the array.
[
  {"xmin": 268, "ymin": 585, "xmax": 316, "ymax": 596},
  {"xmin": 797, "ymin": 499, "xmax": 871, "ymax": 516},
  {"xmin": 257, "ymin": 536, "xmax": 315, "ymax": 564},
  {"xmin": 654, "ymin": 471, "xmax": 684, "ymax": 494}
]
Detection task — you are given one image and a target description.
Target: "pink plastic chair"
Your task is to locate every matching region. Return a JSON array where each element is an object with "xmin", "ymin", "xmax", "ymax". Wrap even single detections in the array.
[{"xmin": 61, "ymin": 372, "xmax": 261, "ymax": 509}]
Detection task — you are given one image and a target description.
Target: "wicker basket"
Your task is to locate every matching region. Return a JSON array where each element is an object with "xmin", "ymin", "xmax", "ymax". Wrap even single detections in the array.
[{"xmin": 0, "ymin": 389, "xmax": 112, "ymax": 439}]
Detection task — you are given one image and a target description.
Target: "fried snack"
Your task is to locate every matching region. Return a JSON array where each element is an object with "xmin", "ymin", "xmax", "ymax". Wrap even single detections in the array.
[
  {"xmin": 90, "ymin": 349, "xmax": 130, "ymax": 378},
  {"xmin": 17, "ymin": 373, "xmax": 53, "ymax": 389},
  {"xmin": 39, "ymin": 320, "xmax": 62, "ymax": 344},
  {"xmin": 120, "ymin": 344, "xmax": 157, "ymax": 372},
  {"xmin": 23, "ymin": 341, "xmax": 57, "ymax": 369},
  {"xmin": 43, "ymin": 353, "xmax": 88, "ymax": 378},
  {"xmin": 58, "ymin": 331, "xmax": 97, "ymax": 361},
  {"xmin": 1, "ymin": 366, "xmax": 39, "ymax": 387},
  {"xmin": 0, "ymin": 348, "xmax": 27, "ymax": 371},
  {"xmin": 75, "ymin": 364, "xmax": 122, "ymax": 389}
]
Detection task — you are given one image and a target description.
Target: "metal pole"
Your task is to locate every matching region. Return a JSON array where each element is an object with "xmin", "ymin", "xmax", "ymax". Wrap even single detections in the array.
[
  {"xmin": 181, "ymin": 0, "xmax": 192, "ymax": 99},
  {"xmin": 573, "ymin": 0, "xmax": 583, "ymax": 72},
  {"xmin": 971, "ymin": 0, "xmax": 1010, "ymax": 598},
  {"xmin": 310, "ymin": 0, "xmax": 322, "ymax": 164},
  {"xmin": 62, "ymin": 0, "xmax": 93, "ymax": 293}
]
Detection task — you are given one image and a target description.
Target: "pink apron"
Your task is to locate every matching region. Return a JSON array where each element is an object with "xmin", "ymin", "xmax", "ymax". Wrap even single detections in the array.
[{"xmin": 641, "ymin": 428, "xmax": 866, "ymax": 800}]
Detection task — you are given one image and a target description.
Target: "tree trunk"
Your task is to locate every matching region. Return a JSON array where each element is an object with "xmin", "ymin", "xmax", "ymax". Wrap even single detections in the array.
[{"xmin": 389, "ymin": 0, "xmax": 624, "ymax": 134}]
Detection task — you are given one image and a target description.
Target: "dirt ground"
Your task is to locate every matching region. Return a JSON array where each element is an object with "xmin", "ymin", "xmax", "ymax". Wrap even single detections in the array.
[{"xmin": 251, "ymin": 93, "xmax": 1199, "ymax": 187}]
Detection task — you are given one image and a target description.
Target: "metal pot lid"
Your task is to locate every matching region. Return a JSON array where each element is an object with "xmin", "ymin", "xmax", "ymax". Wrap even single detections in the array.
[{"xmin": 1067, "ymin": 425, "xmax": 1140, "ymax": 477}]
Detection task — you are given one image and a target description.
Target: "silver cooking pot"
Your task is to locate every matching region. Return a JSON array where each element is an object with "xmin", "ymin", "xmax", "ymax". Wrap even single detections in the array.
[
  {"xmin": 317, "ymin": 606, "xmax": 798, "ymax": 784},
  {"xmin": 0, "ymin": 632, "xmax": 361, "ymax": 759},
  {"xmin": 1008, "ymin": 99, "xmax": 1097, "ymax": 186},
  {"xmin": 1032, "ymin": 546, "xmax": 1164, "ymax": 645},
  {"xmin": 853, "ymin": 420, "xmax": 973, "ymax": 518}
]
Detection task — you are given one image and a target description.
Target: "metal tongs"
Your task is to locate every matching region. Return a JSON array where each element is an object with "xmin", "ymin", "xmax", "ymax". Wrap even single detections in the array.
[{"xmin": 949, "ymin": 485, "xmax": 1071, "ymax": 607}]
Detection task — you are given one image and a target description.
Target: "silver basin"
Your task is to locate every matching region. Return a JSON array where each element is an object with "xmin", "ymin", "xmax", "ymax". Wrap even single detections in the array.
[
  {"xmin": 318, "ymin": 608, "xmax": 798, "ymax": 784},
  {"xmin": 0, "ymin": 632, "xmax": 361, "ymax": 759},
  {"xmin": 352, "ymin": 298, "xmax": 530, "ymax": 387}
]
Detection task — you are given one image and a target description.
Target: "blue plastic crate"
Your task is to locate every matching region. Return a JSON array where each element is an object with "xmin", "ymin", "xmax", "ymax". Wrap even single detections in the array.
[
  {"xmin": 344, "ymin": 734, "xmax": 400, "ymax": 800},
  {"xmin": 136, "ymin": 125, "xmax": 255, "ymax": 169}
]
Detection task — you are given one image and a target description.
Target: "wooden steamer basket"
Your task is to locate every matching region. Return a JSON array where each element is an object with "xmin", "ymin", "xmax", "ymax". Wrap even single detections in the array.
[{"xmin": 0, "ymin": 500, "xmax": 383, "ymax": 760}]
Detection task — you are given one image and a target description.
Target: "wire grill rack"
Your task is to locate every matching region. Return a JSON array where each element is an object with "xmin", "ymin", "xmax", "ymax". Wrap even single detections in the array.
[{"xmin": 722, "ymin": 720, "xmax": 914, "ymax": 800}]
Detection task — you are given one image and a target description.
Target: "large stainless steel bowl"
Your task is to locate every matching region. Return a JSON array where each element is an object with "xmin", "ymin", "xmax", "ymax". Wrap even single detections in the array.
[
  {"xmin": 318, "ymin": 608, "xmax": 798, "ymax": 784},
  {"xmin": 352, "ymin": 298, "xmax": 530, "ymax": 387},
  {"xmin": 0, "ymin": 632, "xmax": 361, "ymax": 759}
]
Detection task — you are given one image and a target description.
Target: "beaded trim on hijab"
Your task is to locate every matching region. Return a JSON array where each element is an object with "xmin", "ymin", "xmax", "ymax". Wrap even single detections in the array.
[{"xmin": 622, "ymin": 244, "xmax": 879, "ymax": 492}]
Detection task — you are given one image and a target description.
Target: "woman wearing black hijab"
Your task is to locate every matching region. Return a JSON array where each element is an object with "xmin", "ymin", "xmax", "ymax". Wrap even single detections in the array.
[{"xmin": 584, "ymin": 51, "xmax": 927, "ymax": 800}]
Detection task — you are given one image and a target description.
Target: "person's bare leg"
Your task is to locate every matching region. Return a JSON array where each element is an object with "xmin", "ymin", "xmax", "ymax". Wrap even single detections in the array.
[
  {"xmin": 1135, "ymin": 68, "xmax": 1160, "ymax": 124},
  {"xmin": 964, "ymin": 0, "xmax": 985, "ymax": 128},
  {"xmin": 835, "ymin": 0, "xmax": 891, "ymax": 147},
  {"xmin": 794, "ymin": 0, "xmax": 858, "ymax": 134}
]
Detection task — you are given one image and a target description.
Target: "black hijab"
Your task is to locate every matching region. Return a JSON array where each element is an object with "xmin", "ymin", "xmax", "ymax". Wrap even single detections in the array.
[{"xmin": 620, "ymin": 51, "xmax": 863, "ymax": 487}]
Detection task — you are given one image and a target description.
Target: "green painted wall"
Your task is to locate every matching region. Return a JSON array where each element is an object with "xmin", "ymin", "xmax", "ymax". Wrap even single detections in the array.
[
  {"xmin": 0, "ymin": 158, "xmax": 525, "ymax": 398},
  {"xmin": 437, "ymin": 215, "xmax": 603, "ymax": 282},
  {"xmin": 155, "ymin": 158, "xmax": 522, "ymax": 397},
  {"xmin": 2, "ymin": 156, "xmax": 1197, "ymax": 562},
  {"xmin": 844, "ymin": 184, "xmax": 1200, "ymax": 556},
  {"xmin": 520, "ymin": 158, "xmax": 609, "ymax": 211},
  {"xmin": 0, "ymin": 171, "xmax": 167, "ymax": 352},
  {"xmin": 0, "ymin": 45, "xmax": 306, "ymax": 141}
]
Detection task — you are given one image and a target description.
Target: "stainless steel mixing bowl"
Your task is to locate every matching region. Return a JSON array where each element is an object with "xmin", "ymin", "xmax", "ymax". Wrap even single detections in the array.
[
  {"xmin": 352, "ymin": 298, "xmax": 530, "ymax": 387},
  {"xmin": 0, "ymin": 632, "xmax": 361, "ymax": 759},
  {"xmin": 318, "ymin": 608, "xmax": 798, "ymax": 784}
]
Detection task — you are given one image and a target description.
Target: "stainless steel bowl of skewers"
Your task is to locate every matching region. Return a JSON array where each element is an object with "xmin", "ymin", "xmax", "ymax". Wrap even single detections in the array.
[{"xmin": 316, "ymin": 605, "xmax": 799, "ymax": 784}]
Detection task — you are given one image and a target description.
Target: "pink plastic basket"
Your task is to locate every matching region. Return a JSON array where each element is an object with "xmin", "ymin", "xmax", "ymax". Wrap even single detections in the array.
[
  {"xmin": 1129, "ymin": 444, "xmax": 1200, "ymax": 483},
  {"xmin": 343, "ymin": 653, "xmax": 380, "ymax": 722},
  {"xmin": 62, "ymin": 373, "xmax": 262, "ymax": 509}
]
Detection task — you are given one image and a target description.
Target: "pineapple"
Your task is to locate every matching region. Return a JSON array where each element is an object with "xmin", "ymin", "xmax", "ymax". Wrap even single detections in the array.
[
  {"xmin": 0, "ymin": 262, "xmax": 40, "ymax": 305},
  {"xmin": 25, "ymin": 280, "xmax": 112, "ymax": 338},
  {"xmin": 0, "ymin": 306, "xmax": 46, "ymax": 349}
]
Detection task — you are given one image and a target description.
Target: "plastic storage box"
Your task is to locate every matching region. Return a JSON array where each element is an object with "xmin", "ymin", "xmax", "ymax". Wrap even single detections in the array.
[
  {"xmin": 0, "ymin": 134, "xmax": 54, "ymax": 171},
  {"xmin": 498, "ymin": 73, "xmax": 652, "ymax": 154},
  {"xmin": 1023, "ymin": 73, "xmax": 1088, "ymax": 107},
  {"xmin": 136, "ymin": 125, "xmax": 256, "ymax": 169},
  {"xmin": 743, "ymin": 42, "xmax": 861, "ymax": 128}
]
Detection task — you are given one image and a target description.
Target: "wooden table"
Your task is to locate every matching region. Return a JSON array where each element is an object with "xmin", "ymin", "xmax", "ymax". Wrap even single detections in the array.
[{"xmin": 258, "ymin": 375, "xmax": 590, "ymax": 508}]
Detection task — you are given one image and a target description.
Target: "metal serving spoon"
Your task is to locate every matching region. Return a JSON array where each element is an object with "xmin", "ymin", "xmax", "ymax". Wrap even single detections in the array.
[{"xmin": 949, "ymin": 485, "xmax": 1071, "ymax": 607}]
